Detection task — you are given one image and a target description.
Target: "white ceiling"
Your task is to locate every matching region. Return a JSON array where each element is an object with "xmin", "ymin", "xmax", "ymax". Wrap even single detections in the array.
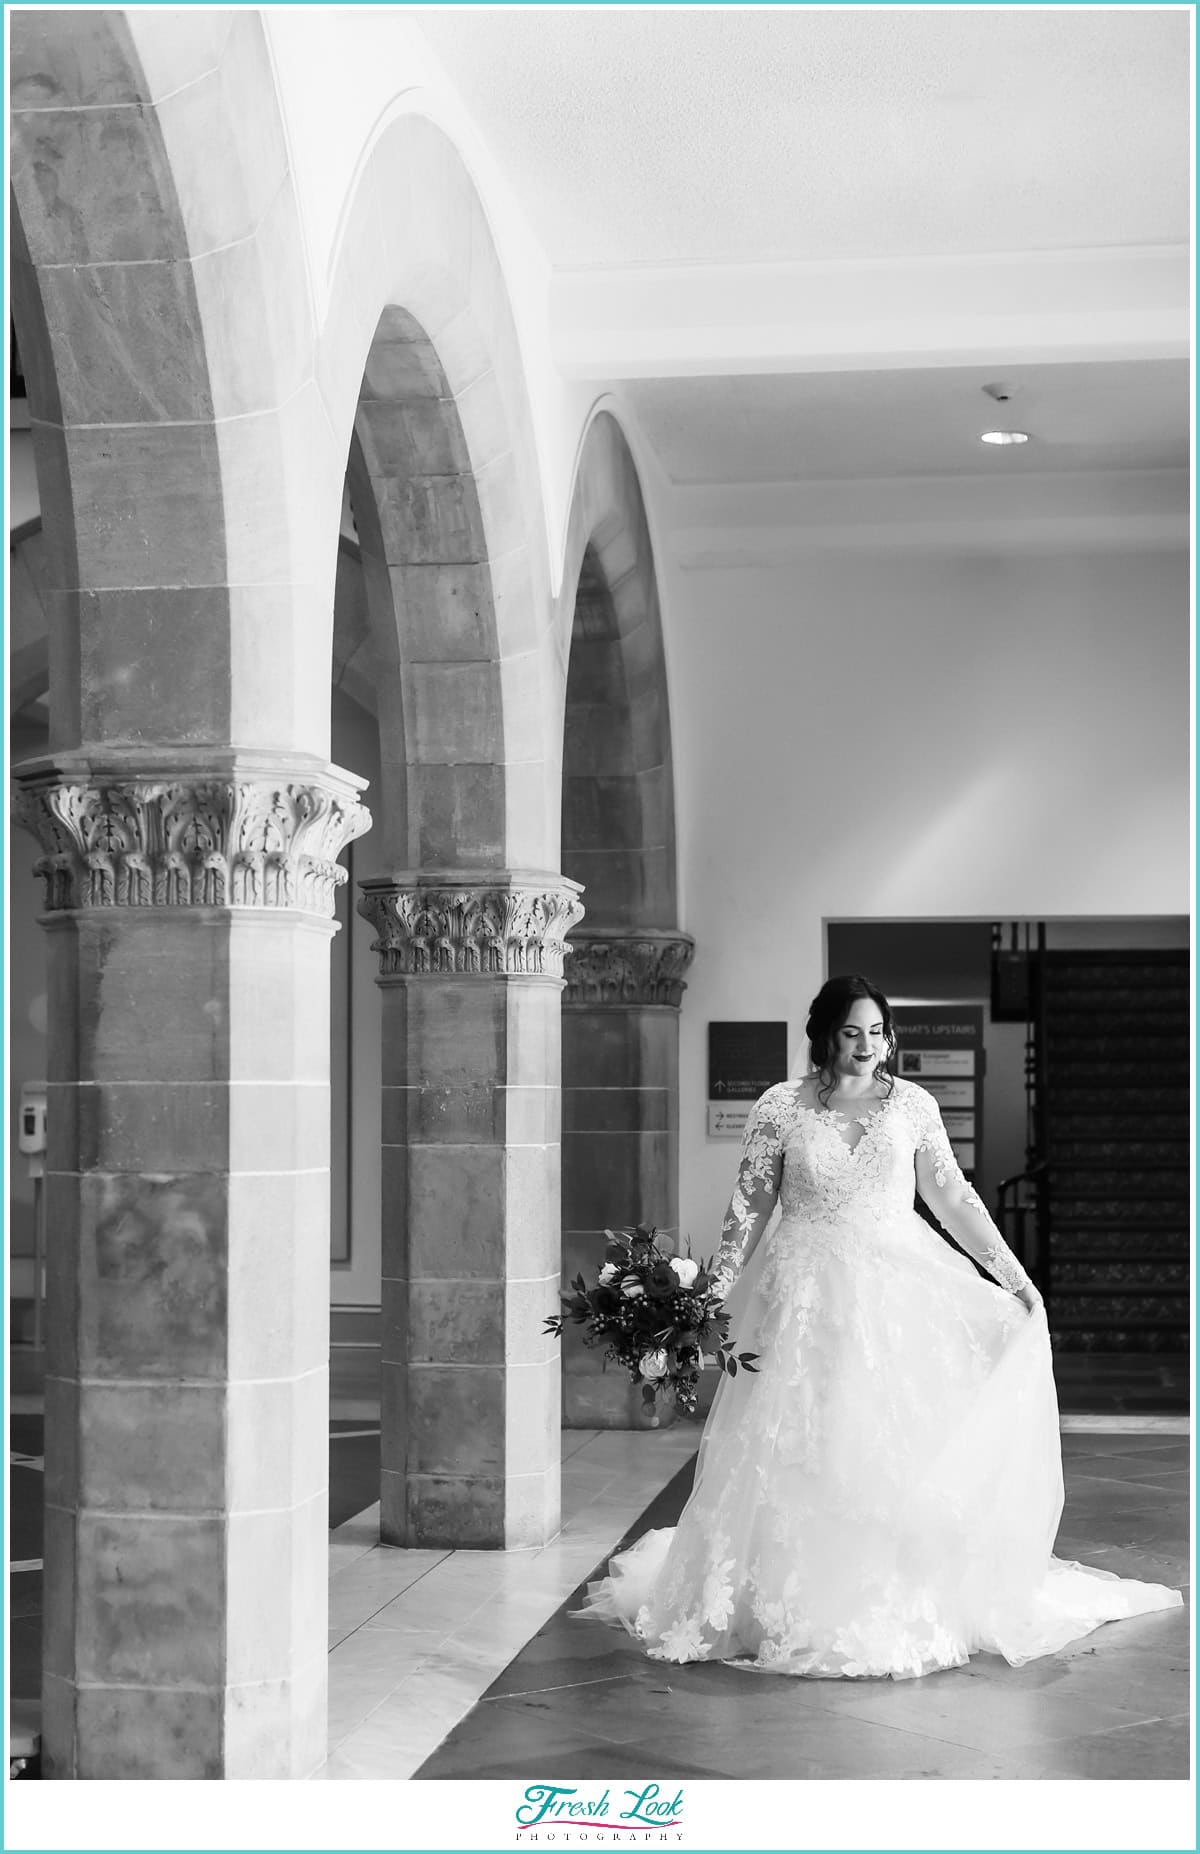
[
  {"xmin": 416, "ymin": 8, "xmax": 1190, "ymax": 267},
  {"xmin": 626, "ymin": 360, "xmax": 1191, "ymax": 485},
  {"xmin": 415, "ymin": 7, "xmax": 1190, "ymax": 539}
]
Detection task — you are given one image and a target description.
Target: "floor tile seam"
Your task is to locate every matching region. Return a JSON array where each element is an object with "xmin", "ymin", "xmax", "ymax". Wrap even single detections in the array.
[
  {"xmin": 1067, "ymin": 1474, "xmax": 1190, "ymax": 1495},
  {"xmin": 329, "ymin": 1684, "xmax": 487, "ymax": 1761},
  {"xmin": 326, "ymin": 1670, "xmax": 440, "ymax": 1753},
  {"xmin": 323, "ymin": 1444, "xmax": 695, "ymax": 1769},
  {"xmin": 339, "ymin": 1581, "xmax": 652, "ymax": 1762},
  {"xmin": 786, "ymin": 1695, "xmax": 1150, "ymax": 1757},
  {"xmin": 329, "ymin": 1613, "xmax": 457, "ymax": 1660},
  {"xmin": 995, "ymin": 1711, "xmax": 1191, "ymax": 1759},
  {"xmin": 329, "ymin": 1584, "xmax": 473, "ymax": 1637},
  {"xmin": 481, "ymin": 1674, "xmax": 636, "ymax": 1704}
]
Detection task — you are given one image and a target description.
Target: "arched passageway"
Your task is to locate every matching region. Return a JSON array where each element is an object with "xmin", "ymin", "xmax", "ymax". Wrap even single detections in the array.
[
  {"xmin": 558, "ymin": 414, "xmax": 694, "ymax": 1425},
  {"xmin": 319, "ymin": 116, "xmax": 580, "ymax": 1550}
]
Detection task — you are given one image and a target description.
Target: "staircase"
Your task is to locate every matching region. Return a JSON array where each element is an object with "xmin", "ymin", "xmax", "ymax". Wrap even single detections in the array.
[{"xmin": 1038, "ymin": 950, "xmax": 1190, "ymax": 1375}]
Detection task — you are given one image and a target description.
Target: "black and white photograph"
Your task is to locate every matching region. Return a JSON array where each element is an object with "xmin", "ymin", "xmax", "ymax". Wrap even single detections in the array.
[{"xmin": 5, "ymin": 2, "xmax": 1193, "ymax": 1847}]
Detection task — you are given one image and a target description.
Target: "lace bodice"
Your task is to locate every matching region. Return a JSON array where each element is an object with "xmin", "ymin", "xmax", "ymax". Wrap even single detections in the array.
[{"xmin": 714, "ymin": 1077, "xmax": 1031, "ymax": 1296}]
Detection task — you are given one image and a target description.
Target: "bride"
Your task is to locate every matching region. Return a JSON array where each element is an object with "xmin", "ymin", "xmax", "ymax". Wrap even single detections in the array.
[{"xmin": 578, "ymin": 974, "xmax": 1182, "ymax": 1678}]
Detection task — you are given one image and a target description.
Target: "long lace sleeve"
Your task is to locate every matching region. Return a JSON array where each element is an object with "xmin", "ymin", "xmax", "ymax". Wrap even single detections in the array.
[
  {"xmin": 911, "ymin": 1088, "xmax": 1032, "ymax": 1295},
  {"xmin": 712, "ymin": 1085, "xmax": 787, "ymax": 1296}
]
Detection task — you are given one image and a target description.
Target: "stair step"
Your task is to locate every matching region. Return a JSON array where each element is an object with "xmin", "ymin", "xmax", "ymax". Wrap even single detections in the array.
[
  {"xmin": 1051, "ymin": 1281, "xmax": 1189, "ymax": 1298},
  {"xmin": 1044, "ymin": 950, "xmax": 1188, "ymax": 972},
  {"xmin": 1053, "ymin": 1171, "xmax": 1189, "ymax": 1190},
  {"xmin": 1051, "ymin": 1329, "xmax": 1191, "ymax": 1353},
  {"xmin": 1052, "ymin": 1306, "xmax": 1190, "ymax": 1327},
  {"xmin": 1045, "ymin": 1049, "xmax": 1190, "ymax": 1071},
  {"xmin": 1045, "ymin": 982, "xmax": 1189, "ymax": 1008},
  {"xmin": 1053, "ymin": 1260, "xmax": 1194, "ymax": 1275},
  {"xmin": 1049, "ymin": 1118, "xmax": 1190, "ymax": 1141},
  {"xmin": 1045, "ymin": 1013, "xmax": 1185, "ymax": 1039},
  {"xmin": 1052, "ymin": 1222, "xmax": 1191, "ymax": 1239},
  {"xmin": 1050, "ymin": 1216, "xmax": 1190, "ymax": 1230},
  {"xmin": 1045, "ymin": 1060, "xmax": 1189, "ymax": 1084},
  {"xmin": 1050, "ymin": 1089, "xmax": 1187, "ymax": 1112},
  {"xmin": 1047, "ymin": 1141, "xmax": 1185, "ymax": 1166}
]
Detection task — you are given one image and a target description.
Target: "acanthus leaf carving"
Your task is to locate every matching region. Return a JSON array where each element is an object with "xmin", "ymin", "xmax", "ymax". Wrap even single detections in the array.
[
  {"xmin": 13, "ymin": 770, "xmax": 371, "ymax": 918},
  {"xmin": 357, "ymin": 879, "xmax": 586, "ymax": 979},
  {"xmin": 563, "ymin": 933, "xmax": 696, "ymax": 1008}
]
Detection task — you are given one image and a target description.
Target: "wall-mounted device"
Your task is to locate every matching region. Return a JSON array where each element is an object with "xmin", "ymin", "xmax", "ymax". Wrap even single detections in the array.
[
  {"xmin": 17, "ymin": 1082, "xmax": 48, "ymax": 1349},
  {"xmin": 19, "ymin": 1082, "xmax": 47, "ymax": 1166}
]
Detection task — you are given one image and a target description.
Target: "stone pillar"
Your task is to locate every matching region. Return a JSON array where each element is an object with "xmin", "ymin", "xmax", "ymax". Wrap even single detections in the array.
[
  {"xmin": 13, "ymin": 752, "xmax": 369, "ymax": 1780},
  {"xmin": 358, "ymin": 871, "xmax": 584, "ymax": 1549},
  {"xmin": 561, "ymin": 930, "xmax": 695, "ymax": 1428}
]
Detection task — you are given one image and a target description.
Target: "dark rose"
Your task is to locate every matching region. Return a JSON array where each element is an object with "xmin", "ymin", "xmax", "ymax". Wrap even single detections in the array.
[{"xmin": 646, "ymin": 1260, "xmax": 677, "ymax": 1300}]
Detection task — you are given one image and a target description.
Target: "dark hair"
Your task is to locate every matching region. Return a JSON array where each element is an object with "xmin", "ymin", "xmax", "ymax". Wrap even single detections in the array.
[{"xmin": 806, "ymin": 974, "xmax": 896, "ymax": 1107}]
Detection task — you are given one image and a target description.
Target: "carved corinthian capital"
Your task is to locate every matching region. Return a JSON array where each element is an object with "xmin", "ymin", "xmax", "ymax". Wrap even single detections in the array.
[
  {"xmin": 563, "ymin": 930, "xmax": 696, "ymax": 1007},
  {"xmin": 12, "ymin": 754, "xmax": 371, "ymax": 918},
  {"xmin": 358, "ymin": 873, "xmax": 585, "ymax": 979}
]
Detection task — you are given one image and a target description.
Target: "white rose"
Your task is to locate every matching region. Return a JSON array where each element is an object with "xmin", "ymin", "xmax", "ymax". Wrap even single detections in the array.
[
  {"xmin": 639, "ymin": 1349, "xmax": 669, "ymax": 1381},
  {"xmin": 669, "ymin": 1257, "xmax": 699, "ymax": 1289},
  {"xmin": 598, "ymin": 1262, "xmax": 620, "ymax": 1285},
  {"xmin": 621, "ymin": 1276, "xmax": 645, "ymax": 1299}
]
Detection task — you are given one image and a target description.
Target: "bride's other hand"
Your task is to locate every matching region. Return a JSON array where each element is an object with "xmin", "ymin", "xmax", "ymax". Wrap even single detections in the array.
[{"xmin": 1016, "ymin": 1282, "xmax": 1044, "ymax": 1315}]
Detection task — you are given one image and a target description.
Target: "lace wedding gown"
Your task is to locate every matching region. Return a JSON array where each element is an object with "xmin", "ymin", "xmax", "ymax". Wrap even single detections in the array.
[{"xmin": 579, "ymin": 1077, "xmax": 1182, "ymax": 1678}]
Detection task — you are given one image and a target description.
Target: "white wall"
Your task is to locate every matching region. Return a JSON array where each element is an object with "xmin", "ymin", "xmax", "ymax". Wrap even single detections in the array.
[{"xmin": 664, "ymin": 546, "xmax": 1191, "ymax": 1247}]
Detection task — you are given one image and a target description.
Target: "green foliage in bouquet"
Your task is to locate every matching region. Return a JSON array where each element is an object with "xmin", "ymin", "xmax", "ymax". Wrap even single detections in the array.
[{"xmin": 544, "ymin": 1224, "xmax": 759, "ymax": 1415}]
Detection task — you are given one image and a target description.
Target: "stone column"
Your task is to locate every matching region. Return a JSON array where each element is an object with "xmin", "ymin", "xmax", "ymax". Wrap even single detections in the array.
[
  {"xmin": 358, "ymin": 871, "xmax": 584, "ymax": 1550},
  {"xmin": 13, "ymin": 752, "xmax": 369, "ymax": 1780},
  {"xmin": 561, "ymin": 930, "xmax": 695, "ymax": 1428}
]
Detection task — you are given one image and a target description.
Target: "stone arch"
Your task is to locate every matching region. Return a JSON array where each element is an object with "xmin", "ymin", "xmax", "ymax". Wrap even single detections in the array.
[
  {"xmin": 8, "ymin": 10, "xmax": 366, "ymax": 1780},
  {"xmin": 10, "ymin": 9, "xmax": 329, "ymax": 755},
  {"xmin": 318, "ymin": 114, "xmax": 578, "ymax": 1550},
  {"xmin": 556, "ymin": 411, "xmax": 694, "ymax": 1426},
  {"xmin": 345, "ymin": 306, "xmax": 504, "ymax": 871},
  {"xmin": 317, "ymin": 110, "xmax": 558, "ymax": 876}
]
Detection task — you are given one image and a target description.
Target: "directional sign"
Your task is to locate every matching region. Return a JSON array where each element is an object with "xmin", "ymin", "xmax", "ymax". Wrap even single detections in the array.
[
  {"xmin": 892, "ymin": 1005, "xmax": 985, "ymax": 1181},
  {"xmin": 708, "ymin": 1021, "xmax": 789, "ymax": 1137}
]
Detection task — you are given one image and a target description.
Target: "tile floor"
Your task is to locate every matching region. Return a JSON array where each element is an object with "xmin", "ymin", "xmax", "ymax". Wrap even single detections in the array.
[
  {"xmin": 319, "ymin": 1420, "xmax": 1190, "ymax": 1782},
  {"xmin": 319, "ymin": 1424, "xmax": 699, "ymax": 1779},
  {"xmin": 8, "ymin": 1393, "xmax": 1190, "ymax": 1782}
]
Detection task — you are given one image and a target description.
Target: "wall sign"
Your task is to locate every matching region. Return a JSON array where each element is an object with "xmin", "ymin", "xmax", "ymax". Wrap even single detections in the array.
[
  {"xmin": 707, "ymin": 1021, "xmax": 789, "ymax": 1138},
  {"xmin": 891, "ymin": 1005, "xmax": 984, "ymax": 1178}
]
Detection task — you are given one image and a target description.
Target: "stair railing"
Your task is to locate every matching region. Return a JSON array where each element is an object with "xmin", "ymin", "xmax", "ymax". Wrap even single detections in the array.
[{"xmin": 995, "ymin": 1162, "xmax": 1049, "ymax": 1300}]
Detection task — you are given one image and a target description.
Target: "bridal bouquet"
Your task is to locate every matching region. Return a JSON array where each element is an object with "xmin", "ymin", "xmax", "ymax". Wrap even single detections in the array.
[{"xmin": 545, "ymin": 1224, "xmax": 759, "ymax": 1416}]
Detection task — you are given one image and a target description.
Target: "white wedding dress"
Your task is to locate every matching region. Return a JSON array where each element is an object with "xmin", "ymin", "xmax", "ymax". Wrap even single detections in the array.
[{"xmin": 579, "ymin": 1077, "xmax": 1182, "ymax": 1678}]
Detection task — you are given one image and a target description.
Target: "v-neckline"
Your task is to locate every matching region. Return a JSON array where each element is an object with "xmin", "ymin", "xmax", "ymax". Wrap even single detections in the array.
[{"xmin": 795, "ymin": 1085, "xmax": 892, "ymax": 1155}]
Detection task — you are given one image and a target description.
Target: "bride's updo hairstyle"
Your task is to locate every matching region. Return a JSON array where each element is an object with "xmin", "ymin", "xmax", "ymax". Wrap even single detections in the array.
[{"xmin": 806, "ymin": 974, "xmax": 897, "ymax": 1107}]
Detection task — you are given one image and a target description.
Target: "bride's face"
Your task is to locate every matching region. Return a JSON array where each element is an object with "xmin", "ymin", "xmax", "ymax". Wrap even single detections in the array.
[{"xmin": 833, "ymin": 998, "xmax": 888, "ymax": 1077}]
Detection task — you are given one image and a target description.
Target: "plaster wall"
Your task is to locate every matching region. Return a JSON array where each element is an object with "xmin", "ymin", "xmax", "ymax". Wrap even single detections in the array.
[{"xmin": 665, "ymin": 546, "xmax": 1191, "ymax": 1250}]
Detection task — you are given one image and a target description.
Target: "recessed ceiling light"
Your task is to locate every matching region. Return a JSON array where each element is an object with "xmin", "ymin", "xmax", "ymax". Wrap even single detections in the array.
[{"xmin": 980, "ymin": 430, "xmax": 1030, "ymax": 446}]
